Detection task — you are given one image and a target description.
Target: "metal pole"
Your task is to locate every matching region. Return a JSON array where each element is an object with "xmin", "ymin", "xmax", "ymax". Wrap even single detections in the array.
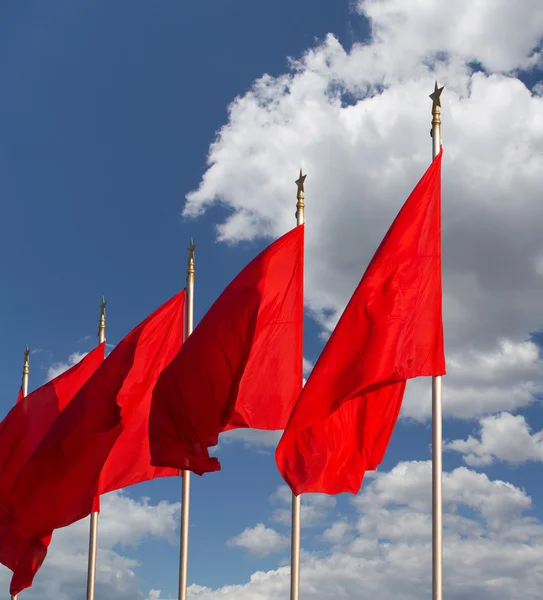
[
  {"xmin": 11, "ymin": 347, "xmax": 30, "ymax": 600},
  {"xmin": 86, "ymin": 297, "xmax": 106, "ymax": 600},
  {"xmin": 179, "ymin": 240, "xmax": 195, "ymax": 600},
  {"xmin": 290, "ymin": 169, "xmax": 306, "ymax": 600},
  {"xmin": 430, "ymin": 81, "xmax": 443, "ymax": 600}
]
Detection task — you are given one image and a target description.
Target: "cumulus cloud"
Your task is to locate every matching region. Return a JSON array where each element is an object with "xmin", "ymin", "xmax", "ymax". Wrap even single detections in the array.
[
  {"xmin": 402, "ymin": 339, "xmax": 543, "ymax": 420},
  {"xmin": 446, "ymin": 412, "xmax": 543, "ymax": 466},
  {"xmin": 321, "ymin": 521, "xmax": 353, "ymax": 545},
  {"xmin": 269, "ymin": 485, "xmax": 336, "ymax": 528},
  {"xmin": 183, "ymin": 0, "xmax": 543, "ymax": 421},
  {"xmin": 187, "ymin": 461, "xmax": 543, "ymax": 599},
  {"xmin": 46, "ymin": 351, "xmax": 89, "ymax": 381},
  {"xmin": 227, "ymin": 524, "xmax": 289, "ymax": 557},
  {"xmin": 0, "ymin": 491, "xmax": 180, "ymax": 600}
]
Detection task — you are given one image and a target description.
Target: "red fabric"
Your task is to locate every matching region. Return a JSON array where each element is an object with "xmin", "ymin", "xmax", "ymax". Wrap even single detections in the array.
[
  {"xmin": 16, "ymin": 387, "xmax": 23, "ymax": 404},
  {"xmin": 0, "ymin": 346, "xmax": 104, "ymax": 594},
  {"xmin": 9, "ymin": 291, "xmax": 184, "ymax": 548},
  {"xmin": 150, "ymin": 225, "xmax": 304, "ymax": 475},
  {"xmin": 276, "ymin": 152, "xmax": 445, "ymax": 496}
]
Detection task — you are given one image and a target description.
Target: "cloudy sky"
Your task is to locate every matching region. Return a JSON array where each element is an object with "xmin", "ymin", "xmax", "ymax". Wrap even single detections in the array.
[{"xmin": 1, "ymin": 0, "xmax": 543, "ymax": 598}]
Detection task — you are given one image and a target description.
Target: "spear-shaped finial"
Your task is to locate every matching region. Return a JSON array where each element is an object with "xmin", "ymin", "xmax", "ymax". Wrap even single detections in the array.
[
  {"xmin": 295, "ymin": 168, "xmax": 307, "ymax": 224},
  {"xmin": 187, "ymin": 238, "xmax": 196, "ymax": 277},
  {"xmin": 98, "ymin": 296, "xmax": 106, "ymax": 343}
]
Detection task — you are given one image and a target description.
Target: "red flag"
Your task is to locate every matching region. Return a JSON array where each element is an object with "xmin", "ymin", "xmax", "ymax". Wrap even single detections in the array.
[
  {"xmin": 276, "ymin": 152, "xmax": 445, "ymax": 495},
  {"xmin": 16, "ymin": 387, "xmax": 23, "ymax": 404},
  {"xmin": 150, "ymin": 225, "xmax": 304, "ymax": 475},
  {"xmin": 0, "ymin": 346, "xmax": 104, "ymax": 594},
  {"xmin": 9, "ymin": 291, "xmax": 184, "ymax": 545}
]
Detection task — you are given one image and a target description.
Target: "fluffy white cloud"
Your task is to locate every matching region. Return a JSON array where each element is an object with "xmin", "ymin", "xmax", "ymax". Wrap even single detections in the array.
[
  {"xmin": 446, "ymin": 412, "xmax": 543, "ymax": 466},
  {"xmin": 402, "ymin": 340, "xmax": 543, "ymax": 420},
  {"xmin": 358, "ymin": 0, "xmax": 543, "ymax": 74},
  {"xmin": 321, "ymin": 520, "xmax": 353, "ymax": 545},
  {"xmin": 0, "ymin": 491, "xmax": 180, "ymax": 600},
  {"xmin": 227, "ymin": 524, "xmax": 289, "ymax": 557},
  {"xmin": 183, "ymin": 0, "xmax": 543, "ymax": 421},
  {"xmin": 186, "ymin": 461, "xmax": 543, "ymax": 599},
  {"xmin": 46, "ymin": 351, "xmax": 89, "ymax": 381},
  {"xmin": 269, "ymin": 485, "xmax": 336, "ymax": 528}
]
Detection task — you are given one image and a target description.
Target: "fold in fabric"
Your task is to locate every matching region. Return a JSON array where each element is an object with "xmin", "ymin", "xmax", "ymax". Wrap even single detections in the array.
[
  {"xmin": 150, "ymin": 225, "xmax": 304, "ymax": 475},
  {"xmin": 0, "ymin": 345, "xmax": 104, "ymax": 594},
  {"xmin": 276, "ymin": 151, "xmax": 445, "ymax": 496},
  {"xmin": 9, "ymin": 292, "xmax": 184, "ymax": 558}
]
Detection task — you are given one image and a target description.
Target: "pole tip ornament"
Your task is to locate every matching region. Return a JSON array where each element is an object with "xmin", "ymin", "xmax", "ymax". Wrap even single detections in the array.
[
  {"xmin": 23, "ymin": 345, "xmax": 30, "ymax": 375},
  {"xmin": 430, "ymin": 81, "xmax": 444, "ymax": 138},
  {"xmin": 430, "ymin": 81, "xmax": 444, "ymax": 113},
  {"xmin": 295, "ymin": 169, "xmax": 307, "ymax": 196},
  {"xmin": 98, "ymin": 296, "xmax": 106, "ymax": 342},
  {"xmin": 100, "ymin": 296, "xmax": 107, "ymax": 317},
  {"xmin": 187, "ymin": 238, "xmax": 196, "ymax": 277},
  {"xmin": 295, "ymin": 169, "xmax": 307, "ymax": 219}
]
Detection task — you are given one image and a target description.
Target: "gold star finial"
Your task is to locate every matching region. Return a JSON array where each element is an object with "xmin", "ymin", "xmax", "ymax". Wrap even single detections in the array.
[
  {"xmin": 295, "ymin": 168, "xmax": 307, "ymax": 223},
  {"xmin": 295, "ymin": 169, "xmax": 306, "ymax": 197},
  {"xmin": 100, "ymin": 296, "xmax": 107, "ymax": 317},
  {"xmin": 24, "ymin": 345, "xmax": 30, "ymax": 364},
  {"xmin": 430, "ymin": 81, "xmax": 444, "ymax": 112}
]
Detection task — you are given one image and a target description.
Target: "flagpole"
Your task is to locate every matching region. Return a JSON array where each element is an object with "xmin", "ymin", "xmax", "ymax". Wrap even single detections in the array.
[
  {"xmin": 290, "ymin": 169, "xmax": 306, "ymax": 600},
  {"xmin": 179, "ymin": 239, "xmax": 195, "ymax": 600},
  {"xmin": 86, "ymin": 296, "xmax": 106, "ymax": 600},
  {"xmin": 10, "ymin": 347, "xmax": 30, "ymax": 600},
  {"xmin": 430, "ymin": 81, "xmax": 443, "ymax": 600}
]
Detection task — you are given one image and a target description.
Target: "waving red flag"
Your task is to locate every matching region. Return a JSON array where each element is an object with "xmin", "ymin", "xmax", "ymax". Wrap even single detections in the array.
[
  {"xmin": 276, "ymin": 152, "xmax": 445, "ymax": 495},
  {"xmin": 9, "ymin": 291, "xmax": 184, "ymax": 547},
  {"xmin": 0, "ymin": 345, "xmax": 104, "ymax": 594},
  {"xmin": 150, "ymin": 225, "xmax": 304, "ymax": 476}
]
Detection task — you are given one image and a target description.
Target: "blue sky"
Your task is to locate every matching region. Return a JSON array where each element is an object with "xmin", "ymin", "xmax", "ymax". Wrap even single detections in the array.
[{"xmin": 2, "ymin": 1, "xmax": 543, "ymax": 599}]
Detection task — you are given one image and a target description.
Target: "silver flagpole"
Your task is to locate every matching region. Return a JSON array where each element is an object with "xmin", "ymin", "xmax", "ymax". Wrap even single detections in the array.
[
  {"xmin": 430, "ymin": 81, "xmax": 444, "ymax": 600},
  {"xmin": 290, "ymin": 169, "xmax": 306, "ymax": 600},
  {"xmin": 11, "ymin": 347, "xmax": 30, "ymax": 600},
  {"xmin": 86, "ymin": 296, "xmax": 107, "ymax": 600},
  {"xmin": 179, "ymin": 239, "xmax": 195, "ymax": 600}
]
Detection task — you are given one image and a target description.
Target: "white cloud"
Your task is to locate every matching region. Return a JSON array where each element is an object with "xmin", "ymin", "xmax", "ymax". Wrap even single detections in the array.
[
  {"xmin": 358, "ymin": 0, "xmax": 543, "ymax": 74},
  {"xmin": 227, "ymin": 524, "xmax": 289, "ymax": 558},
  {"xmin": 0, "ymin": 491, "xmax": 180, "ymax": 600},
  {"xmin": 183, "ymin": 0, "xmax": 543, "ymax": 421},
  {"xmin": 46, "ymin": 351, "xmax": 88, "ymax": 381},
  {"xmin": 269, "ymin": 485, "xmax": 336, "ymax": 528},
  {"xmin": 321, "ymin": 521, "xmax": 353, "ymax": 545},
  {"xmin": 446, "ymin": 412, "xmax": 543, "ymax": 466},
  {"xmin": 402, "ymin": 340, "xmax": 543, "ymax": 421},
  {"xmin": 186, "ymin": 461, "xmax": 543, "ymax": 599},
  {"xmin": 353, "ymin": 461, "xmax": 532, "ymax": 531},
  {"xmin": 302, "ymin": 358, "xmax": 313, "ymax": 377}
]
